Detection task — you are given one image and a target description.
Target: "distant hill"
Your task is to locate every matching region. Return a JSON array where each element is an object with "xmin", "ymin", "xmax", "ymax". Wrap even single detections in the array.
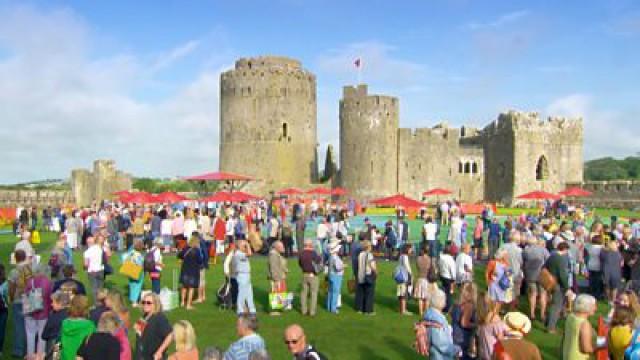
[{"xmin": 585, "ymin": 156, "xmax": 640, "ymax": 181}]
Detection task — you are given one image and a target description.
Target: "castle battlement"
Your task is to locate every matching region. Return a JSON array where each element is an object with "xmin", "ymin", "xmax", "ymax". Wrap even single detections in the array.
[{"xmin": 235, "ymin": 56, "xmax": 301, "ymax": 70}]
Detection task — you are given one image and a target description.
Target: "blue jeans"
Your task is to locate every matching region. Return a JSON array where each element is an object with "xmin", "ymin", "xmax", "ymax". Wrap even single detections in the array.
[
  {"xmin": 12, "ymin": 303, "xmax": 26, "ymax": 357},
  {"xmin": 327, "ymin": 273, "xmax": 343, "ymax": 313},
  {"xmin": 151, "ymin": 277, "xmax": 161, "ymax": 294},
  {"xmin": 426, "ymin": 240, "xmax": 439, "ymax": 258},
  {"xmin": 236, "ymin": 273, "xmax": 256, "ymax": 314}
]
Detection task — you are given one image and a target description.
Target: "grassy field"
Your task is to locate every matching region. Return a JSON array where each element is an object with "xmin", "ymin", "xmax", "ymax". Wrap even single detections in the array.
[{"xmin": 0, "ymin": 220, "xmax": 611, "ymax": 359}]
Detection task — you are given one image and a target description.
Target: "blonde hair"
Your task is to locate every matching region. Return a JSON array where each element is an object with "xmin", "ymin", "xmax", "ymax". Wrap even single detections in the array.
[
  {"xmin": 173, "ymin": 320, "xmax": 197, "ymax": 352},
  {"xmin": 106, "ymin": 290, "xmax": 128, "ymax": 315},
  {"xmin": 98, "ymin": 311, "xmax": 121, "ymax": 333},
  {"xmin": 143, "ymin": 293, "xmax": 163, "ymax": 314},
  {"xmin": 476, "ymin": 292, "xmax": 500, "ymax": 325},
  {"xmin": 69, "ymin": 295, "xmax": 90, "ymax": 318}
]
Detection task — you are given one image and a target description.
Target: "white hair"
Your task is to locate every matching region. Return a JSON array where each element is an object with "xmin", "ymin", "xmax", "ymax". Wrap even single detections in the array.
[
  {"xmin": 574, "ymin": 294, "xmax": 596, "ymax": 313},
  {"xmin": 429, "ymin": 289, "xmax": 447, "ymax": 311}
]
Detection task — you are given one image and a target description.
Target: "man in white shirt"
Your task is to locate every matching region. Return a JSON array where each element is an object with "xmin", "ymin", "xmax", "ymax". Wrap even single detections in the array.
[
  {"xmin": 439, "ymin": 202, "xmax": 450, "ymax": 226},
  {"xmin": 455, "ymin": 244, "xmax": 473, "ymax": 284},
  {"xmin": 83, "ymin": 236, "xmax": 106, "ymax": 300},
  {"xmin": 438, "ymin": 244, "xmax": 457, "ymax": 312},
  {"xmin": 422, "ymin": 217, "xmax": 439, "ymax": 257},
  {"xmin": 310, "ymin": 199, "xmax": 319, "ymax": 219}
]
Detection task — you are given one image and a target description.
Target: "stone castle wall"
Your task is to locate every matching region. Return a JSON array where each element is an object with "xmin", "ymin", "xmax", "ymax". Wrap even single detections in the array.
[
  {"xmin": 483, "ymin": 111, "xmax": 583, "ymax": 204},
  {"xmin": 0, "ymin": 189, "xmax": 74, "ymax": 207},
  {"xmin": 219, "ymin": 56, "xmax": 317, "ymax": 194},
  {"xmin": 339, "ymin": 84, "xmax": 399, "ymax": 199},
  {"xmin": 397, "ymin": 125, "xmax": 484, "ymax": 202},
  {"xmin": 566, "ymin": 180, "xmax": 640, "ymax": 209},
  {"xmin": 71, "ymin": 160, "xmax": 132, "ymax": 206}
]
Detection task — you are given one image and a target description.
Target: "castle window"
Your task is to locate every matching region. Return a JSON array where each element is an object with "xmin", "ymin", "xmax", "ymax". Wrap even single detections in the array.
[
  {"xmin": 248, "ymin": 61, "xmax": 252, "ymax": 69},
  {"xmin": 371, "ymin": 161, "xmax": 374, "ymax": 173},
  {"xmin": 464, "ymin": 162, "xmax": 471, "ymax": 174},
  {"xmin": 418, "ymin": 163, "xmax": 422, "ymax": 170},
  {"xmin": 536, "ymin": 156, "xmax": 549, "ymax": 181},
  {"xmin": 282, "ymin": 123, "xmax": 288, "ymax": 139},
  {"xmin": 459, "ymin": 162, "xmax": 463, "ymax": 173},
  {"xmin": 472, "ymin": 162, "xmax": 478, "ymax": 174},
  {"xmin": 461, "ymin": 127, "xmax": 466, "ymax": 137}
]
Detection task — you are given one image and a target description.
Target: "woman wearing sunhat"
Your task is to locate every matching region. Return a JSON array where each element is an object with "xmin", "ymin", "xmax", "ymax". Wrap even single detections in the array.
[
  {"xmin": 326, "ymin": 240, "xmax": 344, "ymax": 314},
  {"xmin": 493, "ymin": 312, "xmax": 542, "ymax": 360}
]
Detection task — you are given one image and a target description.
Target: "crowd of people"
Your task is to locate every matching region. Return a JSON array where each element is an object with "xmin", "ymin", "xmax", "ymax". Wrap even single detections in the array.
[{"xmin": 5, "ymin": 198, "xmax": 640, "ymax": 359}]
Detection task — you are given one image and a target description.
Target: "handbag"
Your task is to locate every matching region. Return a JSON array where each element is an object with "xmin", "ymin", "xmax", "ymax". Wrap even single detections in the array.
[
  {"xmin": 119, "ymin": 257, "xmax": 143, "ymax": 280},
  {"xmin": 393, "ymin": 265, "xmax": 409, "ymax": 284},
  {"xmin": 539, "ymin": 268, "xmax": 557, "ymax": 292},
  {"xmin": 498, "ymin": 270, "xmax": 511, "ymax": 290},
  {"xmin": 22, "ymin": 279, "xmax": 44, "ymax": 315},
  {"xmin": 347, "ymin": 279, "xmax": 356, "ymax": 294},
  {"xmin": 269, "ymin": 292, "xmax": 294, "ymax": 311},
  {"xmin": 102, "ymin": 250, "xmax": 113, "ymax": 276}
]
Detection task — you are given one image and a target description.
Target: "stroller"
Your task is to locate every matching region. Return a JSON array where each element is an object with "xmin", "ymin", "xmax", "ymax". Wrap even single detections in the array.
[{"xmin": 217, "ymin": 277, "xmax": 233, "ymax": 310}]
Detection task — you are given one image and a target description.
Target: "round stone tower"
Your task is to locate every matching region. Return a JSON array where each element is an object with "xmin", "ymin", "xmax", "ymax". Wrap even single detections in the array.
[
  {"xmin": 219, "ymin": 56, "xmax": 317, "ymax": 192},
  {"xmin": 339, "ymin": 84, "xmax": 399, "ymax": 199}
]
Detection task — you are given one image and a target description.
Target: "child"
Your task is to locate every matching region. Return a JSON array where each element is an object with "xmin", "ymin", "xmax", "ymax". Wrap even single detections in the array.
[{"xmin": 42, "ymin": 291, "xmax": 70, "ymax": 355}]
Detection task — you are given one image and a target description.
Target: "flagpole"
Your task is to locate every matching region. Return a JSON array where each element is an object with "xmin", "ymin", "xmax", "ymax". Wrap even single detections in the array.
[{"xmin": 357, "ymin": 63, "xmax": 362, "ymax": 85}]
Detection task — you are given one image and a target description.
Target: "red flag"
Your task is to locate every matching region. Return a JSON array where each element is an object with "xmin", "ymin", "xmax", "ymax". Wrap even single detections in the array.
[{"xmin": 354, "ymin": 58, "xmax": 361, "ymax": 68}]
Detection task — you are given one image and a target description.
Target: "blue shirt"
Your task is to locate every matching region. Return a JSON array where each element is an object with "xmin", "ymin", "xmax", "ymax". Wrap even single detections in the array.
[{"xmin": 224, "ymin": 333, "xmax": 265, "ymax": 360}]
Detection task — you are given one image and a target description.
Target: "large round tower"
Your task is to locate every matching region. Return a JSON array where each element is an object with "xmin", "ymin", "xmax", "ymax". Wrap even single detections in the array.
[
  {"xmin": 219, "ymin": 56, "xmax": 317, "ymax": 192},
  {"xmin": 339, "ymin": 84, "xmax": 399, "ymax": 199}
]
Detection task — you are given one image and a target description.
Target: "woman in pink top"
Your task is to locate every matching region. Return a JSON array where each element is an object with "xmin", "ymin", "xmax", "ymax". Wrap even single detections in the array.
[
  {"xmin": 171, "ymin": 212, "xmax": 185, "ymax": 250},
  {"xmin": 24, "ymin": 264, "xmax": 53, "ymax": 359},
  {"xmin": 476, "ymin": 292, "xmax": 508, "ymax": 359},
  {"xmin": 473, "ymin": 216, "xmax": 484, "ymax": 260}
]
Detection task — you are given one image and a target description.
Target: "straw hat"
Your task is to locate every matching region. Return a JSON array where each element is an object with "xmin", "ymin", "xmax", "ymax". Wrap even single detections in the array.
[{"xmin": 503, "ymin": 312, "xmax": 531, "ymax": 337}]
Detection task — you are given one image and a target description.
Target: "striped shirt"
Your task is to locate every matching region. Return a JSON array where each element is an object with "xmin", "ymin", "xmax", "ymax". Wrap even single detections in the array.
[{"xmin": 224, "ymin": 333, "xmax": 265, "ymax": 360}]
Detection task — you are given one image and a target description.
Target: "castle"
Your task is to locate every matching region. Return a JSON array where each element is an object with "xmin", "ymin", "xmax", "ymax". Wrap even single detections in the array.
[{"xmin": 219, "ymin": 56, "xmax": 584, "ymax": 204}]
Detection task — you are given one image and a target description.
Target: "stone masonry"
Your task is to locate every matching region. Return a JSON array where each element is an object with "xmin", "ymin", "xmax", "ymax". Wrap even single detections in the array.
[
  {"xmin": 219, "ymin": 56, "xmax": 317, "ymax": 193},
  {"xmin": 71, "ymin": 160, "xmax": 132, "ymax": 206},
  {"xmin": 218, "ymin": 56, "xmax": 584, "ymax": 204}
]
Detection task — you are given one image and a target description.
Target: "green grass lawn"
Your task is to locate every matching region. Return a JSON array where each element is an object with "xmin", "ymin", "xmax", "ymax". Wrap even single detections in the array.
[{"xmin": 0, "ymin": 223, "xmax": 611, "ymax": 359}]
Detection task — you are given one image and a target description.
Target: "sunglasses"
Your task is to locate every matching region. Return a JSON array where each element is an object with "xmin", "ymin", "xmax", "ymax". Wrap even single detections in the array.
[
  {"xmin": 141, "ymin": 301, "xmax": 154, "ymax": 305},
  {"xmin": 284, "ymin": 337, "xmax": 301, "ymax": 345}
]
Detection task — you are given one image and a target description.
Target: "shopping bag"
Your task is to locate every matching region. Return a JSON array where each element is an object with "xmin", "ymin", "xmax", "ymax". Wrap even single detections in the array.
[
  {"xmin": 22, "ymin": 279, "xmax": 44, "ymax": 315},
  {"xmin": 347, "ymin": 279, "xmax": 356, "ymax": 294},
  {"xmin": 119, "ymin": 260, "xmax": 143, "ymax": 280},
  {"xmin": 160, "ymin": 270, "xmax": 179, "ymax": 311},
  {"xmin": 32, "ymin": 230, "xmax": 41, "ymax": 244},
  {"xmin": 269, "ymin": 292, "xmax": 294, "ymax": 311}
]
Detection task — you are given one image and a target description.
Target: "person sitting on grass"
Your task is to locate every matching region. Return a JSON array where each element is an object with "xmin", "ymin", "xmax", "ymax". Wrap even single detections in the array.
[{"xmin": 224, "ymin": 315, "xmax": 265, "ymax": 360}]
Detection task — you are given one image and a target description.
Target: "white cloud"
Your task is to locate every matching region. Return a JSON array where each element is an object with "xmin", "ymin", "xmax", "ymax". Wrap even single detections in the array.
[
  {"xmin": 151, "ymin": 39, "xmax": 201, "ymax": 72},
  {"xmin": 0, "ymin": 4, "xmax": 227, "ymax": 183},
  {"xmin": 545, "ymin": 94, "xmax": 639, "ymax": 160},
  {"xmin": 466, "ymin": 10, "xmax": 530, "ymax": 30}
]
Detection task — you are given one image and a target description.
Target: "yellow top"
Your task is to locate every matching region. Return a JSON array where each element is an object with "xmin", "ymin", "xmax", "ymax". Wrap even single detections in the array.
[{"xmin": 609, "ymin": 325, "xmax": 633, "ymax": 360}]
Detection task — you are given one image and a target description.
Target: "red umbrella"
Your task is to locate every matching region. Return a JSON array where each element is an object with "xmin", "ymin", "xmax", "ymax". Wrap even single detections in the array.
[
  {"xmin": 422, "ymin": 188, "xmax": 452, "ymax": 196},
  {"xmin": 331, "ymin": 187, "xmax": 348, "ymax": 196},
  {"xmin": 182, "ymin": 171, "xmax": 253, "ymax": 181},
  {"xmin": 558, "ymin": 187, "xmax": 592, "ymax": 197},
  {"xmin": 516, "ymin": 190, "xmax": 560, "ymax": 200},
  {"xmin": 156, "ymin": 191, "xmax": 188, "ymax": 203},
  {"xmin": 306, "ymin": 187, "xmax": 331, "ymax": 195},
  {"xmin": 276, "ymin": 188, "xmax": 304, "ymax": 196},
  {"xmin": 371, "ymin": 194, "xmax": 425, "ymax": 208},
  {"xmin": 122, "ymin": 192, "xmax": 158, "ymax": 204},
  {"xmin": 199, "ymin": 191, "xmax": 258, "ymax": 203},
  {"xmin": 232, "ymin": 191, "xmax": 261, "ymax": 201},
  {"xmin": 113, "ymin": 190, "xmax": 131, "ymax": 196}
]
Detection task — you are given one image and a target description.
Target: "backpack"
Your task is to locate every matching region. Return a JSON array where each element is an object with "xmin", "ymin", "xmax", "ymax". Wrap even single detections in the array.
[
  {"xmin": 144, "ymin": 249, "xmax": 156, "ymax": 273},
  {"xmin": 234, "ymin": 220, "xmax": 245, "ymax": 236},
  {"xmin": 393, "ymin": 265, "xmax": 408, "ymax": 284},
  {"xmin": 498, "ymin": 268, "xmax": 511, "ymax": 290}
]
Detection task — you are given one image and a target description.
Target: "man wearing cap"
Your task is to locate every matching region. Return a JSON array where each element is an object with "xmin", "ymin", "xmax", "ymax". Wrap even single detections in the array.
[{"xmin": 497, "ymin": 312, "xmax": 542, "ymax": 360}]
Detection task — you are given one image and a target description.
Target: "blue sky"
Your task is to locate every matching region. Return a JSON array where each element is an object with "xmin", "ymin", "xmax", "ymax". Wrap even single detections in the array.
[{"xmin": 1, "ymin": 0, "xmax": 638, "ymax": 183}]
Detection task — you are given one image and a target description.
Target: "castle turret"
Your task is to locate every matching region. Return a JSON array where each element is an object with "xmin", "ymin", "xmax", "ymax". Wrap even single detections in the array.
[
  {"xmin": 339, "ymin": 84, "xmax": 399, "ymax": 199},
  {"xmin": 483, "ymin": 110, "xmax": 583, "ymax": 204},
  {"xmin": 219, "ymin": 56, "xmax": 317, "ymax": 192}
]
